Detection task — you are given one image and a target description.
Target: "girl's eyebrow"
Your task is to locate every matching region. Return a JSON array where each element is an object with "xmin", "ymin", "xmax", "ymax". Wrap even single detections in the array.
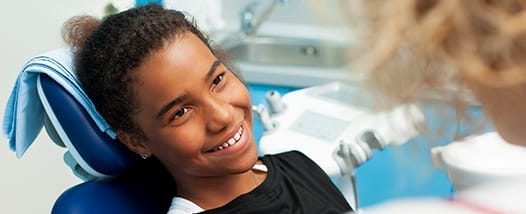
[{"xmin": 205, "ymin": 60, "xmax": 221, "ymax": 80}]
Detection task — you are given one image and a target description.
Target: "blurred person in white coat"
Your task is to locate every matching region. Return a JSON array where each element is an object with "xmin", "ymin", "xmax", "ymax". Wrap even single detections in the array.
[{"xmin": 345, "ymin": 0, "xmax": 526, "ymax": 213}]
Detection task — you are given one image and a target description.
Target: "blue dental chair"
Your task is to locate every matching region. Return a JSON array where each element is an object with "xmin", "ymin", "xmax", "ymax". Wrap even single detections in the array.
[{"xmin": 37, "ymin": 74, "xmax": 176, "ymax": 214}]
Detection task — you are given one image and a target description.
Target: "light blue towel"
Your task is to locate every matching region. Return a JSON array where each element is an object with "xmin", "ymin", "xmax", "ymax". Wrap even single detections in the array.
[{"xmin": 2, "ymin": 48, "xmax": 116, "ymax": 158}]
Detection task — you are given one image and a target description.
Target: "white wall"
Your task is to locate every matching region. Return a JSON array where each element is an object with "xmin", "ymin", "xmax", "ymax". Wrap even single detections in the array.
[{"xmin": 0, "ymin": 1, "xmax": 116, "ymax": 213}]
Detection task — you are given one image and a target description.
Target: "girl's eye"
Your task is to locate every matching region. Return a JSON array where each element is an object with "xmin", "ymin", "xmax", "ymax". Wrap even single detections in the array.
[
  {"xmin": 212, "ymin": 72, "xmax": 225, "ymax": 87},
  {"xmin": 169, "ymin": 107, "xmax": 188, "ymax": 122}
]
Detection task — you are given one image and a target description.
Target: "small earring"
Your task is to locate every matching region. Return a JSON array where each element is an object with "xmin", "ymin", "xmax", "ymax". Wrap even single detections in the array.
[{"xmin": 139, "ymin": 153, "xmax": 149, "ymax": 159}]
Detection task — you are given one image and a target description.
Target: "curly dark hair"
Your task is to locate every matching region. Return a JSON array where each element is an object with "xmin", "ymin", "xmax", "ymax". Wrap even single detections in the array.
[{"xmin": 62, "ymin": 4, "xmax": 236, "ymax": 138}]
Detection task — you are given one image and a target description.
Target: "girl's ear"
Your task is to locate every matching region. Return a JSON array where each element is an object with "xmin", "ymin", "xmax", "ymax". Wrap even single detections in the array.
[{"xmin": 117, "ymin": 131, "xmax": 151, "ymax": 156}]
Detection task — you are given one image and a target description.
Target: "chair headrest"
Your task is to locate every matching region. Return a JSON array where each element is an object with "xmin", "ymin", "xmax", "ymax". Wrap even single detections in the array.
[{"xmin": 38, "ymin": 74, "xmax": 139, "ymax": 178}]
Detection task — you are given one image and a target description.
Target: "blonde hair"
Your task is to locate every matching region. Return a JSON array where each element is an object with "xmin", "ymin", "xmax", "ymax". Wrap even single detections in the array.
[{"xmin": 348, "ymin": 0, "xmax": 526, "ymax": 108}]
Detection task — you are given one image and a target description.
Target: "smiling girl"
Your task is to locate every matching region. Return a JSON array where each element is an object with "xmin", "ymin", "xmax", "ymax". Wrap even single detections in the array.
[{"xmin": 63, "ymin": 4, "xmax": 351, "ymax": 213}]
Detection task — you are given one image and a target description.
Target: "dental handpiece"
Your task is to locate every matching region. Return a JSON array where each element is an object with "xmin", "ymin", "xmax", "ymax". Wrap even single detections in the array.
[{"xmin": 252, "ymin": 104, "xmax": 276, "ymax": 132}]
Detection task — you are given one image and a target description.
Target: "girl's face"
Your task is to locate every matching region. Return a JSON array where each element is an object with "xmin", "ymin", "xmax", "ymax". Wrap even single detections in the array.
[{"xmin": 123, "ymin": 32, "xmax": 258, "ymax": 179}]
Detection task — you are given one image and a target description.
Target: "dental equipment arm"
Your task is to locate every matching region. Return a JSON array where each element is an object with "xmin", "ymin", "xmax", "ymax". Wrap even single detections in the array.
[
  {"xmin": 333, "ymin": 104, "xmax": 425, "ymax": 172},
  {"xmin": 332, "ymin": 104, "xmax": 425, "ymax": 210}
]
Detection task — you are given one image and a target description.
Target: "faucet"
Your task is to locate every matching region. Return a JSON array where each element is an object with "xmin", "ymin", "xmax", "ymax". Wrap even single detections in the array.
[{"xmin": 240, "ymin": 0, "xmax": 288, "ymax": 36}]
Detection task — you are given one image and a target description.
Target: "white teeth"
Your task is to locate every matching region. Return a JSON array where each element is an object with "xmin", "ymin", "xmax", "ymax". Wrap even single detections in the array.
[{"xmin": 211, "ymin": 126, "xmax": 244, "ymax": 152}]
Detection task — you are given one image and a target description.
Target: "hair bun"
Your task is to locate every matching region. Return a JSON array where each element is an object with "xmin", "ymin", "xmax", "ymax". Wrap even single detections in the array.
[{"xmin": 62, "ymin": 15, "xmax": 101, "ymax": 51}]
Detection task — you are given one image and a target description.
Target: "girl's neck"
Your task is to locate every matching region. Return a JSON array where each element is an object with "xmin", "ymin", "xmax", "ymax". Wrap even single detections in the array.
[{"xmin": 175, "ymin": 162, "xmax": 267, "ymax": 210}]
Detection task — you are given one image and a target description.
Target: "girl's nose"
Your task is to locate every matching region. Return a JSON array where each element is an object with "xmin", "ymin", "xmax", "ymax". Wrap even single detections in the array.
[{"xmin": 205, "ymin": 97, "xmax": 233, "ymax": 133}]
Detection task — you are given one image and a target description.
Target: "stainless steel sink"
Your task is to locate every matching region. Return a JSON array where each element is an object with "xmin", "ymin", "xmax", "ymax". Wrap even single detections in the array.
[
  {"xmin": 218, "ymin": 35, "xmax": 355, "ymax": 87},
  {"xmin": 222, "ymin": 35, "xmax": 348, "ymax": 68}
]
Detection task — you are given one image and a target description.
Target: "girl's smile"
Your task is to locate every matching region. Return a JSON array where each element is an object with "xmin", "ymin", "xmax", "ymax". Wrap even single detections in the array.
[{"xmin": 208, "ymin": 125, "xmax": 244, "ymax": 153}]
